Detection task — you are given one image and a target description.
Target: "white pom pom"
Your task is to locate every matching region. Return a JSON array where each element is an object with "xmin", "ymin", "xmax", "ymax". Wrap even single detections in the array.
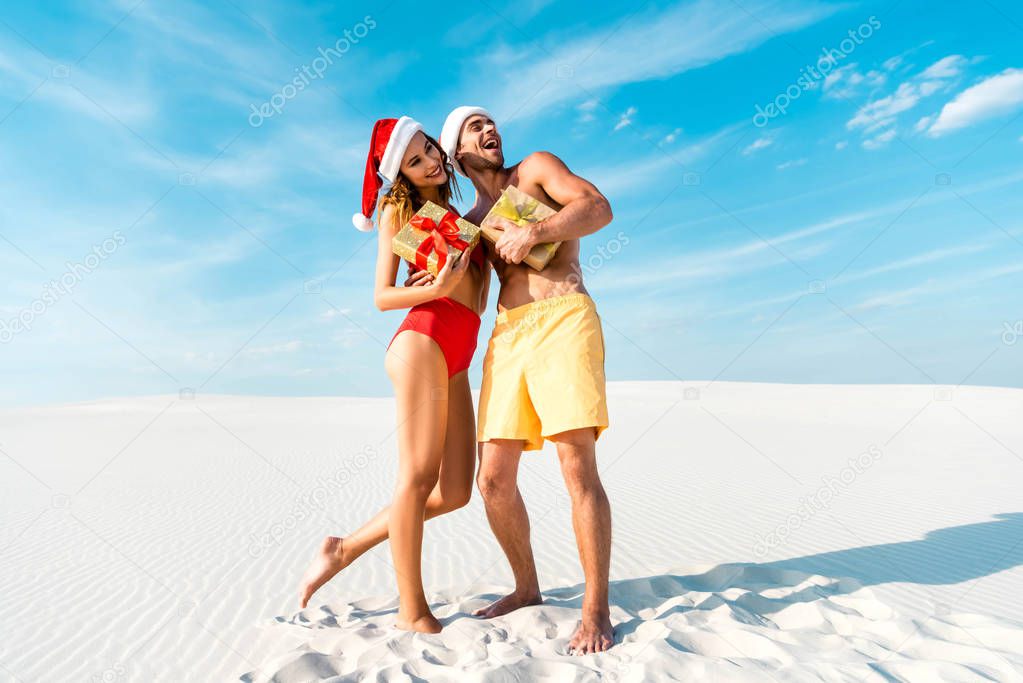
[{"xmin": 352, "ymin": 213, "xmax": 374, "ymax": 232}]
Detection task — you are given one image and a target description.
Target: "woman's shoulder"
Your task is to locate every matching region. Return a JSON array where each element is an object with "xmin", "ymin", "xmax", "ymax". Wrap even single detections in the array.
[{"xmin": 377, "ymin": 202, "xmax": 401, "ymax": 234}]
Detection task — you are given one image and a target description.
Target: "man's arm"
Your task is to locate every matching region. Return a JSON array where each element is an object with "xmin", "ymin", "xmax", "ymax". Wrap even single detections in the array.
[
  {"xmin": 492, "ymin": 152, "xmax": 612, "ymax": 264},
  {"xmin": 528, "ymin": 151, "xmax": 612, "ymax": 242}
]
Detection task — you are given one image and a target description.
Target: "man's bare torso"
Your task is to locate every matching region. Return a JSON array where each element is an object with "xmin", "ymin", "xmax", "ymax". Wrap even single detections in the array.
[{"xmin": 465, "ymin": 160, "xmax": 588, "ymax": 313}]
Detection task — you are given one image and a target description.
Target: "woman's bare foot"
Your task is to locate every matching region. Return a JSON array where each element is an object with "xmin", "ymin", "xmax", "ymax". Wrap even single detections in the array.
[
  {"xmin": 568, "ymin": 609, "xmax": 614, "ymax": 655},
  {"xmin": 473, "ymin": 590, "xmax": 543, "ymax": 619},
  {"xmin": 298, "ymin": 536, "xmax": 350, "ymax": 608},
  {"xmin": 395, "ymin": 612, "xmax": 443, "ymax": 633}
]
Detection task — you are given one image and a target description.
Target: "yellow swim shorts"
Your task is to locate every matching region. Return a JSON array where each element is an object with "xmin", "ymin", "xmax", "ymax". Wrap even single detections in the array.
[{"xmin": 478, "ymin": 292, "xmax": 609, "ymax": 451}]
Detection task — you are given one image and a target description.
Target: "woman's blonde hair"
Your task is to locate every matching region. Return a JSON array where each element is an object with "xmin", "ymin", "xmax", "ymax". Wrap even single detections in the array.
[{"xmin": 377, "ymin": 133, "xmax": 461, "ymax": 228}]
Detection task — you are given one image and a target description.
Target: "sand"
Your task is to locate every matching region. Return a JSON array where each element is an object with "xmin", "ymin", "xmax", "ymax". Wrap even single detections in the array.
[{"xmin": 1, "ymin": 381, "xmax": 1021, "ymax": 681}]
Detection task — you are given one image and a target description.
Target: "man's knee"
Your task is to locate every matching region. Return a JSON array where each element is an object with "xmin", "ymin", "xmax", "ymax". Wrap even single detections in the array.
[
  {"xmin": 476, "ymin": 467, "xmax": 516, "ymax": 503},
  {"xmin": 477, "ymin": 440, "xmax": 523, "ymax": 503},
  {"xmin": 556, "ymin": 446, "xmax": 603, "ymax": 497}
]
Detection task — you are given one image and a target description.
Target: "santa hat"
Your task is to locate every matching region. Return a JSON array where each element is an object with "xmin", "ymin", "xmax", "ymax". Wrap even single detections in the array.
[
  {"xmin": 351, "ymin": 116, "xmax": 423, "ymax": 231},
  {"xmin": 440, "ymin": 106, "xmax": 494, "ymax": 177}
]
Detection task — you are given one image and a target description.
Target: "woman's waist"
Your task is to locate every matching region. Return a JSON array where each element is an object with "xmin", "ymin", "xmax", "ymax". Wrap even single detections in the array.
[{"xmin": 409, "ymin": 290, "xmax": 482, "ymax": 319}]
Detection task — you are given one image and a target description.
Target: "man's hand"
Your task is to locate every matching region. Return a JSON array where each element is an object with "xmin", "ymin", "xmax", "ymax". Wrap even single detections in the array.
[
  {"xmin": 403, "ymin": 262, "xmax": 435, "ymax": 287},
  {"xmin": 492, "ymin": 216, "xmax": 536, "ymax": 264}
]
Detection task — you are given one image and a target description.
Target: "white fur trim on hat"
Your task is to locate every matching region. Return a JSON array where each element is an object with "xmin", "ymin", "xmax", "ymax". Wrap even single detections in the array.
[
  {"xmin": 441, "ymin": 106, "xmax": 494, "ymax": 177},
  {"xmin": 351, "ymin": 212, "xmax": 374, "ymax": 232},
  {"xmin": 378, "ymin": 116, "xmax": 422, "ymax": 184}
]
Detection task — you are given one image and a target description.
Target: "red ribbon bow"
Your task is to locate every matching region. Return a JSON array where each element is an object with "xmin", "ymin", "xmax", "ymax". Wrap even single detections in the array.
[{"xmin": 409, "ymin": 211, "xmax": 469, "ymax": 272}]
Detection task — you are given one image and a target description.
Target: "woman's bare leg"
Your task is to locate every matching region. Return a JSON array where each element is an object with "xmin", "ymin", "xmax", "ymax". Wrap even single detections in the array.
[
  {"xmin": 298, "ymin": 370, "xmax": 475, "ymax": 609},
  {"xmin": 385, "ymin": 331, "xmax": 448, "ymax": 632}
]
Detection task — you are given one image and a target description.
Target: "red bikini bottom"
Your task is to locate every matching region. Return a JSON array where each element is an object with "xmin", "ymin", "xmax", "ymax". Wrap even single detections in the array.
[{"xmin": 388, "ymin": 297, "xmax": 481, "ymax": 378}]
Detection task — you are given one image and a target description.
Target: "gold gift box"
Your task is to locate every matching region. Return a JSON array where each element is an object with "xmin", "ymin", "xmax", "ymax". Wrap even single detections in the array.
[
  {"xmin": 392, "ymin": 201, "xmax": 481, "ymax": 276},
  {"xmin": 480, "ymin": 185, "xmax": 561, "ymax": 271}
]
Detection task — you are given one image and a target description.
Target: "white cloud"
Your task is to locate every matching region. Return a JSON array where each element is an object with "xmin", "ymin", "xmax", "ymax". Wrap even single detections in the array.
[
  {"xmin": 776, "ymin": 158, "xmax": 807, "ymax": 170},
  {"xmin": 882, "ymin": 55, "xmax": 903, "ymax": 72},
  {"xmin": 852, "ymin": 261, "xmax": 1023, "ymax": 311},
  {"xmin": 862, "ymin": 128, "xmax": 897, "ymax": 149},
  {"xmin": 614, "ymin": 106, "xmax": 637, "ymax": 131},
  {"xmin": 245, "ymin": 340, "xmax": 304, "ymax": 356},
  {"xmin": 927, "ymin": 68, "xmax": 1023, "ymax": 136},
  {"xmin": 823, "ymin": 64, "xmax": 865, "ymax": 99},
  {"xmin": 847, "ymin": 82, "xmax": 920, "ymax": 130},
  {"xmin": 481, "ymin": 0, "xmax": 838, "ymax": 120},
  {"xmin": 320, "ymin": 308, "xmax": 351, "ymax": 320},
  {"xmin": 742, "ymin": 136, "xmax": 773, "ymax": 155},
  {"xmin": 845, "ymin": 53, "xmax": 976, "ymax": 142},
  {"xmin": 661, "ymin": 127, "xmax": 683, "ymax": 144},
  {"xmin": 834, "ymin": 240, "xmax": 993, "ymax": 285},
  {"xmin": 835, "ymin": 140, "xmax": 848, "ymax": 150},
  {"xmin": 582, "ymin": 123, "xmax": 742, "ymax": 197},
  {"xmin": 577, "ymin": 98, "xmax": 599, "ymax": 123},
  {"xmin": 921, "ymin": 55, "xmax": 967, "ymax": 79},
  {"xmin": 913, "ymin": 115, "xmax": 934, "ymax": 132}
]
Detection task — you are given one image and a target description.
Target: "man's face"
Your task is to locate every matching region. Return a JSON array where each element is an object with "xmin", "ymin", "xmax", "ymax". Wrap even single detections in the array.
[{"xmin": 456, "ymin": 114, "xmax": 503, "ymax": 172}]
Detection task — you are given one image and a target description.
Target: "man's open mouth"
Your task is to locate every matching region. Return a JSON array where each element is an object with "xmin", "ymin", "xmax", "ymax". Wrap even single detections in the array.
[{"xmin": 482, "ymin": 137, "xmax": 499, "ymax": 150}]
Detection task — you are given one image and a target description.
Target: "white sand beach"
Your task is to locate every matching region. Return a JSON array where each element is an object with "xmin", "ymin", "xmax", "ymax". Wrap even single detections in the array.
[{"xmin": 1, "ymin": 381, "xmax": 1021, "ymax": 681}]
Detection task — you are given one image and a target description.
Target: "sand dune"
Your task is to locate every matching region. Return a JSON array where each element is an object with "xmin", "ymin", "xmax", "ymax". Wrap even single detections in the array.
[{"xmin": 1, "ymin": 382, "xmax": 1021, "ymax": 681}]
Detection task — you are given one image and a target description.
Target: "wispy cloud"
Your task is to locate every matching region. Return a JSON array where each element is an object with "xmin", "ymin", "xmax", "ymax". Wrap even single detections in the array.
[
  {"xmin": 742, "ymin": 136, "xmax": 773, "ymax": 155},
  {"xmin": 844, "ymin": 53, "xmax": 973, "ymax": 148},
  {"xmin": 661, "ymin": 127, "xmax": 683, "ymax": 145},
  {"xmin": 852, "ymin": 260, "xmax": 1023, "ymax": 311},
  {"xmin": 614, "ymin": 106, "xmax": 637, "ymax": 131},
  {"xmin": 776, "ymin": 157, "xmax": 807, "ymax": 170},
  {"xmin": 479, "ymin": 0, "xmax": 839, "ymax": 120}
]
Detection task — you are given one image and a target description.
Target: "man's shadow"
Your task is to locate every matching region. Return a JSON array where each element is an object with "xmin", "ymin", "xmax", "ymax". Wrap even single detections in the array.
[{"xmin": 535, "ymin": 512, "xmax": 1023, "ymax": 626}]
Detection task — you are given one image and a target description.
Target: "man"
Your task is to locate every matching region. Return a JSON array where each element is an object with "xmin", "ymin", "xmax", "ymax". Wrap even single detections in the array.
[{"xmin": 439, "ymin": 105, "xmax": 615, "ymax": 654}]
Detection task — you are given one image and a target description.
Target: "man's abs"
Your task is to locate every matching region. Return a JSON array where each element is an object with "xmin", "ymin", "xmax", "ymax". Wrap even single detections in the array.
[{"xmin": 494, "ymin": 239, "xmax": 588, "ymax": 311}]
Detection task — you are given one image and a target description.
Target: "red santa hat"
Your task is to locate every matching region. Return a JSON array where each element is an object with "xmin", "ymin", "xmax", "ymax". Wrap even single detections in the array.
[{"xmin": 351, "ymin": 116, "xmax": 423, "ymax": 231}]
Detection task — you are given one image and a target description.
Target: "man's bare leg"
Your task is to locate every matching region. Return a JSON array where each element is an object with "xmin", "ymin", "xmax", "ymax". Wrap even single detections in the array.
[
  {"xmin": 552, "ymin": 427, "xmax": 613, "ymax": 654},
  {"xmin": 474, "ymin": 439, "xmax": 543, "ymax": 618}
]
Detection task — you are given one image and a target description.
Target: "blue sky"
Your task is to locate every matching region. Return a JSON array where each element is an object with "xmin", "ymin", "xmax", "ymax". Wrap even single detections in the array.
[{"xmin": 1, "ymin": 0, "xmax": 1021, "ymax": 407}]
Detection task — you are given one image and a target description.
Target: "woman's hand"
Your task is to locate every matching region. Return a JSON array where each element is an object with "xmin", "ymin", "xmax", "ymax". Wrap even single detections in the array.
[
  {"xmin": 403, "ymin": 262, "xmax": 434, "ymax": 287},
  {"xmin": 433, "ymin": 250, "xmax": 470, "ymax": 295}
]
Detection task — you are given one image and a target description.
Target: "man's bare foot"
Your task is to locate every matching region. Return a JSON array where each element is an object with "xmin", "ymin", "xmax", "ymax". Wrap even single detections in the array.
[
  {"xmin": 569, "ymin": 610, "xmax": 614, "ymax": 655},
  {"xmin": 395, "ymin": 612, "xmax": 442, "ymax": 633},
  {"xmin": 298, "ymin": 536, "xmax": 350, "ymax": 608},
  {"xmin": 473, "ymin": 590, "xmax": 543, "ymax": 619}
]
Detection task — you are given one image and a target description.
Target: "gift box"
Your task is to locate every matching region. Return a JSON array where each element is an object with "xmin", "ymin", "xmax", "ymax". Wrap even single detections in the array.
[
  {"xmin": 392, "ymin": 201, "xmax": 481, "ymax": 276},
  {"xmin": 480, "ymin": 185, "xmax": 561, "ymax": 271}
]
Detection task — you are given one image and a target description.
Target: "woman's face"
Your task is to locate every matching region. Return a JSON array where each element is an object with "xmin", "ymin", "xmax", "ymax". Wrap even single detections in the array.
[{"xmin": 399, "ymin": 132, "xmax": 447, "ymax": 188}]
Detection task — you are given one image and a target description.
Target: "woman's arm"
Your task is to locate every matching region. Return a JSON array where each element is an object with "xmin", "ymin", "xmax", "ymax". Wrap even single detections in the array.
[{"xmin": 373, "ymin": 204, "xmax": 467, "ymax": 311}]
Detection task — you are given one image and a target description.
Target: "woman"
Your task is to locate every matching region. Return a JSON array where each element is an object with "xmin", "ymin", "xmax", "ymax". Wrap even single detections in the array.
[{"xmin": 299, "ymin": 116, "xmax": 490, "ymax": 633}]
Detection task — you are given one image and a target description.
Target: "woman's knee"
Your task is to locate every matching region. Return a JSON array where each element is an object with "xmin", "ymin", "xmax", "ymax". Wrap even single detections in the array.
[
  {"xmin": 426, "ymin": 484, "xmax": 472, "ymax": 515},
  {"xmin": 396, "ymin": 469, "xmax": 441, "ymax": 500}
]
